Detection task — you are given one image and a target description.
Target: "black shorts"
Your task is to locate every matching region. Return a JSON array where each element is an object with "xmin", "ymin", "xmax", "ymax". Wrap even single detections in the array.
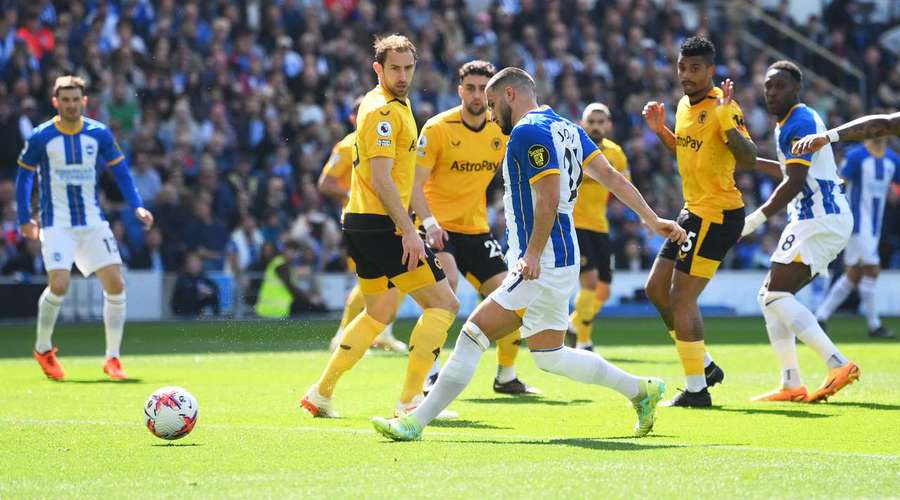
[
  {"xmin": 430, "ymin": 231, "xmax": 507, "ymax": 291},
  {"xmin": 344, "ymin": 228, "xmax": 446, "ymax": 294},
  {"xmin": 659, "ymin": 207, "xmax": 745, "ymax": 279},
  {"xmin": 576, "ymin": 229, "xmax": 612, "ymax": 282}
]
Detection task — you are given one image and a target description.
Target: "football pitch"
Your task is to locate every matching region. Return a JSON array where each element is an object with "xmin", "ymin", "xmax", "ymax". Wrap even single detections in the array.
[{"xmin": 1, "ymin": 316, "xmax": 898, "ymax": 498}]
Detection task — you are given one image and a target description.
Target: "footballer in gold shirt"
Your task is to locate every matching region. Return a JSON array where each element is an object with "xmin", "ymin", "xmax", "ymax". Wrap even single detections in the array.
[
  {"xmin": 569, "ymin": 103, "xmax": 631, "ymax": 351},
  {"xmin": 411, "ymin": 60, "xmax": 539, "ymax": 395},
  {"xmin": 642, "ymin": 36, "xmax": 758, "ymax": 408},
  {"xmin": 303, "ymin": 36, "xmax": 460, "ymax": 419}
]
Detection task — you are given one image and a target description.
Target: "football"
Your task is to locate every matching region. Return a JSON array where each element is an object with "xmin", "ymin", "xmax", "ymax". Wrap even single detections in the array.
[{"xmin": 143, "ymin": 387, "xmax": 199, "ymax": 440}]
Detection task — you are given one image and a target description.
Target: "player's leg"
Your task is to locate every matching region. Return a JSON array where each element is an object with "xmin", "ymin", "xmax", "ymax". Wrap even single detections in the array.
[
  {"xmin": 751, "ymin": 273, "xmax": 807, "ymax": 402},
  {"xmin": 419, "ymin": 251, "xmax": 459, "ymax": 388},
  {"xmin": 371, "ymin": 290, "xmax": 409, "ymax": 352},
  {"xmin": 666, "ymin": 270, "xmax": 715, "ymax": 406},
  {"xmin": 33, "ymin": 269, "xmax": 70, "ymax": 380},
  {"xmin": 815, "ymin": 240, "xmax": 863, "ymax": 327},
  {"xmin": 645, "ymin": 255, "xmax": 676, "ymax": 336},
  {"xmin": 572, "ymin": 269, "xmax": 600, "ymax": 350},
  {"xmin": 860, "ymin": 265, "xmax": 892, "ymax": 338},
  {"xmin": 304, "ymin": 284, "xmax": 400, "ymax": 417},
  {"xmin": 95, "ymin": 264, "xmax": 128, "ymax": 379},
  {"xmin": 330, "ymin": 282, "xmax": 364, "ymax": 352},
  {"xmin": 33, "ymin": 227, "xmax": 77, "ymax": 380},
  {"xmin": 374, "ymin": 295, "xmax": 522, "ymax": 440},
  {"xmin": 479, "ymin": 272, "xmax": 539, "ymax": 394}
]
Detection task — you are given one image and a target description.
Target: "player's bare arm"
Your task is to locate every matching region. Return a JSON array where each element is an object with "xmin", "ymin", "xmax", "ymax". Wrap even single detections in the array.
[
  {"xmin": 742, "ymin": 164, "xmax": 808, "ymax": 236},
  {"xmin": 410, "ymin": 165, "xmax": 448, "ymax": 250},
  {"xmin": 317, "ymin": 170, "xmax": 348, "ymax": 202},
  {"xmin": 718, "ymin": 79, "xmax": 757, "ymax": 168},
  {"xmin": 792, "ymin": 111, "xmax": 900, "ymax": 155},
  {"xmin": 583, "ymin": 154, "xmax": 687, "ymax": 244},
  {"xmin": 642, "ymin": 101, "xmax": 676, "ymax": 154},
  {"xmin": 371, "ymin": 155, "xmax": 425, "ymax": 270},
  {"xmin": 518, "ymin": 173, "xmax": 559, "ymax": 280},
  {"xmin": 755, "ymin": 157, "xmax": 784, "ymax": 181}
]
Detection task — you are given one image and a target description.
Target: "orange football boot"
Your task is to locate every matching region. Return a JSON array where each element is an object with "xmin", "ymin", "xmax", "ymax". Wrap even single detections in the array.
[
  {"xmin": 103, "ymin": 357, "xmax": 129, "ymax": 380},
  {"xmin": 807, "ymin": 362, "xmax": 860, "ymax": 403},
  {"xmin": 34, "ymin": 347, "xmax": 64, "ymax": 380},
  {"xmin": 750, "ymin": 385, "xmax": 808, "ymax": 402}
]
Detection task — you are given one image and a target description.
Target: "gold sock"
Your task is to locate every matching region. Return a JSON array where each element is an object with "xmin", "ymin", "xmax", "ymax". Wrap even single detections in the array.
[
  {"xmin": 675, "ymin": 339, "xmax": 706, "ymax": 376},
  {"xmin": 400, "ymin": 308, "xmax": 455, "ymax": 404},
  {"xmin": 572, "ymin": 289, "xmax": 597, "ymax": 345},
  {"xmin": 667, "ymin": 329, "xmax": 677, "ymax": 342},
  {"xmin": 337, "ymin": 284, "xmax": 365, "ymax": 334},
  {"xmin": 316, "ymin": 313, "xmax": 385, "ymax": 398},
  {"xmin": 495, "ymin": 329, "xmax": 521, "ymax": 368}
]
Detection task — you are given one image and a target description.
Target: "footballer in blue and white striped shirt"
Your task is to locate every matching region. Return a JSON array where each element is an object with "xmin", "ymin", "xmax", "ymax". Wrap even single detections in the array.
[{"xmin": 16, "ymin": 75, "xmax": 153, "ymax": 381}]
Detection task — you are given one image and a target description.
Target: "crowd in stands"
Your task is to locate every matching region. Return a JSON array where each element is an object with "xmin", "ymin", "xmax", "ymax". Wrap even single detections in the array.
[{"xmin": 0, "ymin": 0, "xmax": 898, "ymax": 292}]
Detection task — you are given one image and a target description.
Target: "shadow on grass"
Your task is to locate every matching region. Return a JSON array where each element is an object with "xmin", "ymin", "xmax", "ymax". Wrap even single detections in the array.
[
  {"xmin": 461, "ymin": 397, "xmax": 593, "ymax": 407},
  {"xmin": 63, "ymin": 378, "xmax": 144, "ymax": 384},
  {"xmin": 151, "ymin": 442, "xmax": 202, "ymax": 447},
  {"xmin": 432, "ymin": 437, "xmax": 685, "ymax": 451},
  {"xmin": 429, "ymin": 419, "xmax": 512, "ymax": 430},
  {"xmin": 821, "ymin": 401, "xmax": 900, "ymax": 411},
  {"xmin": 604, "ymin": 357, "xmax": 678, "ymax": 365},
  {"xmin": 699, "ymin": 406, "xmax": 831, "ymax": 419}
]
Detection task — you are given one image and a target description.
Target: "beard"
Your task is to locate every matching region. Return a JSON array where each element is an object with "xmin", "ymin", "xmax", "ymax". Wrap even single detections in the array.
[
  {"xmin": 588, "ymin": 131, "xmax": 604, "ymax": 144},
  {"xmin": 498, "ymin": 104, "xmax": 513, "ymax": 135},
  {"xmin": 465, "ymin": 102, "xmax": 485, "ymax": 116}
]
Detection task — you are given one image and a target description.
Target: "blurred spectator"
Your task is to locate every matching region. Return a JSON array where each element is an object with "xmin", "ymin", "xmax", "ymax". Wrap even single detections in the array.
[
  {"xmin": 184, "ymin": 196, "xmax": 229, "ymax": 271},
  {"xmin": 129, "ymin": 227, "xmax": 171, "ymax": 272},
  {"xmin": 171, "ymin": 252, "xmax": 220, "ymax": 317},
  {"xmin": 227, "ymin": 214, "xmax": 264, "ymax": 274},
  {"xmin": 2, "ymin": 238, "xmax": 43, "ymax": 276},
  {"xmin": 131, "ymin": 151, "xmax": 161, "ymax": 207},
  {"xmin": 255, "ymin": 239, "xmax": 326, "ymax": 319}
]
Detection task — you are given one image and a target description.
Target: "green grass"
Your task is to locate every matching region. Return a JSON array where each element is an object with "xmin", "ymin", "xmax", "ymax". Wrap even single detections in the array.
[{"xmin": 1, "ymin": 317, "xmax": 898, "ymax": 498}]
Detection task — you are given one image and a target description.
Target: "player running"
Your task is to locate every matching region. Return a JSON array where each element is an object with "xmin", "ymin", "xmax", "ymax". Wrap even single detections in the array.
[
  {"xmin": 412, "ymin": 60, "xmax": 539, "ymax": 395},
  {"xmin": 792, "ymin": 111, "xmax": 900, "ymax": 155},
  {"xmin": 318, "ymin": 96, "xmax": 407, "ymax": 353},
  {"xmin": 744, "ymin": 61, "xmax": 859, "ymax": 403},
  {"xmin": 372, "ymin": 67, "xmax": 686, "ymax": 441},
  {"xmin": 642, "ymin": 36, "xmax": 758, "ymax": 407},
  {"xmin": 568, "ymin": 103, "xmax": 630, "ymax": 351},
  {"xmin": 16, "ymin": 75, "xmax": 153, "ymax": 381},
  {"xmin": 815, "ymin": 137, "xmax": 899, "ymax": 338},
  {"xmin": 302, "ymin": 35, "xmax": 460, "ymax": 418}
]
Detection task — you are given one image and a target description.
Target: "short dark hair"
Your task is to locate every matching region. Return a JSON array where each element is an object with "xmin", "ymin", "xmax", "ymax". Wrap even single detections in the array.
[
  {"xmin": 680, "ymin": 36, "xmax": 716, "ymax": 65},
  {"xmin": 373, "ymin": 34, "xmax": 417, "ymax": 65},
  {"xmin": 486, "ymin": 67, "xmax": 535, "ymax": 92},
  {"xmin": 53, "ymin": 75, "xmax": 87, "ymax": 97},
  {"xmin": 458, "ymin": 60, "xmax": 496, "ymax": 83},
  {"xmin": 768, "ymin": 60, "xmax": 803, "ymax": 85}
]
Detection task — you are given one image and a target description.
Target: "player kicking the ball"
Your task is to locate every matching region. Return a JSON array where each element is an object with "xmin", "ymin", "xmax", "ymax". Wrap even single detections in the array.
[
  {"xmin": 373, "ymin": 67, "xmax": 686, "ymax": 441},
  {"xmin": 16, "ymin": 76, "xmax": 153, "ymax": 381},
  {"xmin": 745, "ymin": 61, "xmax": 859, "ymax": 403}
]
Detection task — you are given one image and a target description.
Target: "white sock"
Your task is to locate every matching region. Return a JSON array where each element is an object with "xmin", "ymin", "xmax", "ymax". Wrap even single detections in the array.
[
  {"xmin": 427, "ymin": 358, "xmax": 441, "ymax": 379},
  {"xmin": 411, "ymin": 322, "xmax": 488, "ymax": 428},
  {"xmin": 685, "ymin": 375, "xmax": 707, "ymax": 392},
  {"xmin": 103, "ymin": 292, "xmax": 126, "ymax": 359},
  {"xmin": 765, "ymin": 291, "xmax": 847, "ymax": 370},
  {"xmin": 703, "ymin": 351, "xmax": 713, "ymax": 368},
  {"xmin": 815, "ymin": 275, "xmax": 854, "ymax": 321},
  {"xmin": 531, "ymin": 346, "xmax": 641, "ymax": 399},
  {"xmin": 496, "ymin": 365, "xmax": 516, "ymax": 384},
  {"xmin": 575, "ymin": 341, "xmax": 593, "ymax": 350},
  {"xmin": 858, "ymin": 277, "xmax": 881, "ymax": 330},
  {"xmin": 764, "ymin": 309, "xmax": 803, "ymax": 388},
  {"xmin": 36, "ymin": 288, "xmax": 64, "ymax": 353}
]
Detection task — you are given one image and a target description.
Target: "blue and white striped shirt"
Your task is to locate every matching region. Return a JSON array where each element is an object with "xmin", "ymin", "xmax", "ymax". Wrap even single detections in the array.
[{"xmin": 841, "ymin": 145, "xmax": 900, "ymax": 236}]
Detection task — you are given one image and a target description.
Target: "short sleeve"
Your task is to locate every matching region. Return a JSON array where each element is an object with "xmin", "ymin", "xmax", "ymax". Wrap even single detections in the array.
[
  {"xmin": 99, "ymin": 128, "xmax": 126, "ymax": 166},
  {"xmin": 839, "ymin": 149, "xmax": 863, "ymax": 182},
  {"xmin": 322, "ymin": 141, "xmax": 351, "ymax": 179},
  {"xmin": 778, "ymin": 116, "xmax": 816, "ymax": 167},
  {"xmin": 719, "ymin": 101, "xmax": 751, "ymax": 142},
  {"xmin": 359, "ymin": 105, "xmax": 400, "ymax": 160},
  {"xmin": 514, "ymin": 124, "xmax": 560, "ymax": 184},
  {"xmin": 416, "ymin": 123, "xmax": 443, "ymax": 170},
  {"xmin": 17, "ymin": 133, "xmax": 42, "ymax": 170}
]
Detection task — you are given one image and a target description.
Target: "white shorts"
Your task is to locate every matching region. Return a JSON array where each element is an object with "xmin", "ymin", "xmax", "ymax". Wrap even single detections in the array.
[
  {"xmin": 770, "ymin": 214, "xmax": 852, "ymax": 277},
  {"xmin": 40, "ymin": 224, "xmax": 122, "ymax": 277},
  {"xmin": 843, "ymin": 233, "xmax": 880, "ymax": 266},
  {"xmin": 488, "ymin": 264, "xmax": 579, "ymax": 338}
]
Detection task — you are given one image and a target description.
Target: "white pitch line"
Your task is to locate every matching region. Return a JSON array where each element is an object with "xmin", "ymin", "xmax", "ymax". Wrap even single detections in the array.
[{"xmin": 2, "ymin": 416, "xmax": 897, "ymax": 461}]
